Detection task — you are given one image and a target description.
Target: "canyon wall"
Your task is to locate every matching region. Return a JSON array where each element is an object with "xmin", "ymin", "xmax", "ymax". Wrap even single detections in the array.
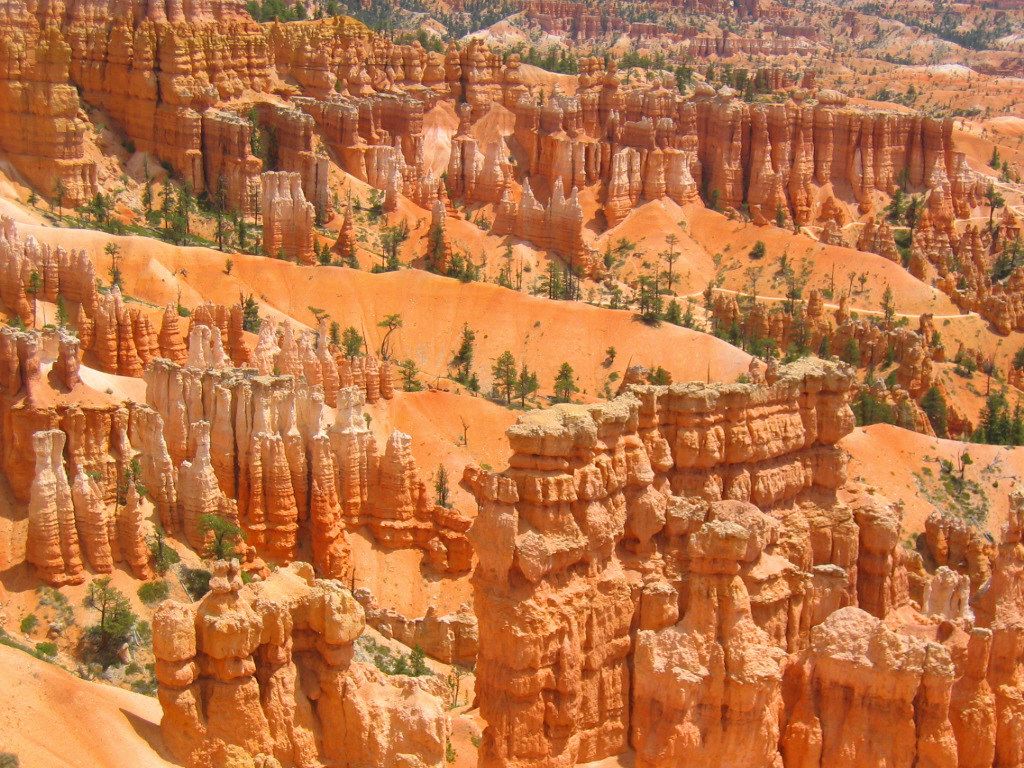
[
  {"xmin": 144, "ymin": 356, "xmax": 469, "ymax": 575},
  {"xmin": 467, "ymin": 356, "xmax": 1001, "ymax": 767},
  {"xmin": 154, "ymin": 559, "xmax": 450, "ymax": 768}
]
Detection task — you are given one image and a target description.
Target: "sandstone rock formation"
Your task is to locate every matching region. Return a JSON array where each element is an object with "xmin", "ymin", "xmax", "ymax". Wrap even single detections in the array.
[
  {"xmin": 468, "ymin": 358, "xmax": 862, "ymax": 767},
  {"xmin": 0, "ymin": 325, "xmax": 130, "ymax": 504},
  {"xmin": 354, "ymin": 588, "xmax": 478, "ymax": 666},
  {"xmin": 0, "ymin": 216, "xmax": 97, "ymax": 323},
  {"xmin": 154, "ymin": 559, "xmax": 450, "ymax": 768},
  {"xmin": 261, "ymin": 172, "xmax": 316, "ymax": 265},
  {"xmin": 26, "ymin": 429, "xmax": 84, "ymax": 585},
  {"xmin": 145, "ymin": 358, "xmax": 467, "ymax": 574},
  {"xmin": 467, "ymin": 347, "xmax": 1024, "ymax": 768}
]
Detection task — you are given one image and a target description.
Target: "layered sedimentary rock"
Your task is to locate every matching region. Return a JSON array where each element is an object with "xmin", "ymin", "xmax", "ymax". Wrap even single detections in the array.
[
  {"xmin": 201, "ymin": 109, "xmax": 262, "ymax": 216},
  {"xmin": 469, "ymin": 358, "xmax": 863, "ymax": 767},
  {"xmin": 254, "ymin": 103, "xmax": 329, "ymax": 218},
  {"xmin": 26, "ymin": 429, "xmax": 84, "ymax": 585},
  {"xmin": 0, "ymin": 326, "xmax": 129, "ymax": 504},
  {"xmin": 468, "ymin": 355, "xmax": 1024, "ymax": 767},
  {"xmin": 492, "ymin": 178, "xmax": 589, "ymax": 266},
  {"xmin": 78, "ymin": 286, "xmax": 159, "ymax": 377},
  {"xmin": 261, "ymin": 172, "xmax": 316, "ymax": 265},
  {"xmin": 63, "ymin": 4, "xmax": 273, "ymax": 194},
  {"xmin": 707, "ymin": 289, "xmax": 949, "ymax": 432},
  {"xmin": 25, "ymin": 416, "xmax": 154, "ymax": 585},
  {"xmin": 354, "ymin": 588, "xmax": 478, "ymax": 666},
  {"xmin": 145, "ymin": 358, "xmax": 467, "ymax": 573},
  {"xmin": 780, "ymin": 606, "xmax": 959, "ymax": 768},
  {"xmin": 0, "ymin": 20, "xmax": 96, "ymax": 205},
  {"xmin": 924, "ymin": 508, "xmax": 993, "ymax": 590},
  {"xmin": 0, "ymin": 216, "xmax": 97, "ymax": 323},
  {"xmin": 154, "ymin": 559, "xmax": 450, "ymax": 768}
]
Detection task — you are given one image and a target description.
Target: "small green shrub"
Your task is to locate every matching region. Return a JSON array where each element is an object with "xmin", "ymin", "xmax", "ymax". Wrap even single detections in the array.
[
  {"xmin": 357, "ymin": 636, "xmax": 432, "ymax": 677},
  {"xmin": 138, "ymin": 580, "xmax": 170, "ymax": 606},
  {"xmin": 36, "ymin": 587, "xmax": 74, "ymax": 627},
  {"xmin": 0, "ymin": 751, "xmax": 19, "ymax": 768},
  {"xmin": 19, "ymin": 614, "xmax": 38, "ymax": 634},
  {"xmin": 34, "ymin": 642, "xmax": 57, "ymax": 657}
]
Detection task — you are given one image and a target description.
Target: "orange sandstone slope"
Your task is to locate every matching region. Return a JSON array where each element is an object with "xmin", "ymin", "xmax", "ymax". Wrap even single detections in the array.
[
  {"xmin": 842, "ymin": 423, "xmax": 1024, "ymax": 535},
  {"xmin": 19, "ymin": 223, "xmax": 754, "ymax": 395},
  {"xmin": 0, "ymin": 644, "xmax": 175, "ymax": 768}
]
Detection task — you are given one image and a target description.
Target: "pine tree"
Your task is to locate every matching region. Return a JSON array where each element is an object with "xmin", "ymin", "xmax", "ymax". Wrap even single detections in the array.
[
  {"xmin": 492, "ymin": 351, "xmax": 518, "ymax": 404},
  {"xmin": 434, "ymin": 466, "xmax": 451, "ymax": 508},
  {"xmin": 240, "ymin": 293, "xmax": 261, "ymax": 333},
  {"xmin": 198, "ymin": 514, "xmax": 244, "ymax": 560},
  {"xmin": 514, "ymin": 363, "xmax": 539, "ymax": 407},
  {"xmin": 553, "ymin": 362, "xmax": 579, "ymax": 403},
  {"xmin": 451, "ymin": 324, "xmax": 476, "ymax": 385},
  {"xmin": 664, "ymin": 299, "xmax": 683, "ymax": 325},
  {"xmin": 881, "ymin": 284, "xmax": 896, "ymax": 327},
  {"xmin": 341, "ymin": 327, "xmax": 365, "ymax": 358},
  {"xmin": 842, "ymin": 337, "xmax": 861, "ymax": 367},
  {"xmin": 398, "ymin": 359, "xmax": 423, "ymax": 391},
  {"xmin": 921, "ymin": 386, "xmax": 948, "ymax": 438}
]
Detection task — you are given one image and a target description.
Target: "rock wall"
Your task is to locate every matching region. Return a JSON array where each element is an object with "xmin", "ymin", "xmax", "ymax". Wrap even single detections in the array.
[
  {"xmin": 154, "ymin": 559, "xmax": 450, "ymax": 768},
  {"xmin": 201, "ymin": 109, "xmax": 262, "ymax": 217},
  {"xmin": 261, "ymin": 171, "xmax": 316, "ymax": 265},
  {"xmin": 492, "ymin": 178, "xmax": 588, "ymax": 266},
  {"xmin": 354, "ymin": 588, "xmax": 478, "ymax": 666},
  {"xmin": 0, "ymin": 326, "xmax": 128, "ymax": 504},
  {"xmin": 0, "ymin": 216, "xmax": 97, "ymax": 323},
  {"xmin": 468, "ymin": 358, "xmax": 866, "ymax": 767},
  {"xmin": 468, "ymin": 352, "xmax": 1024, "ymax": 768},
  {"xmin": 0, "ymin": 18, "xmax": 96, "ymax": 205},
  {"xmin": 5, "ymin": 326, "xmax": 157, "ymax": 584},
  {"xmin": 144, "ymin": 358, "xmax": 469, "ymax": 574}
]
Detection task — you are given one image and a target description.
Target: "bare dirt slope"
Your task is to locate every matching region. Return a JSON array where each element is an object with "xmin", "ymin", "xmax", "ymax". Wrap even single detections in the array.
[
  {"xmin": 19, "ymin": 223, "xmax": 753, "ymax": 397},
  {"xmin": 842, "ymin": 423, "xmax": 1024, "ymax": 534},
  {"xmin": 0, "ymin": 644, "xmax": 173, "ymax": 768}
]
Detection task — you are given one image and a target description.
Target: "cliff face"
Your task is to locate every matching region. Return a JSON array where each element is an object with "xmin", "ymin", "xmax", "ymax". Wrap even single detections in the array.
[
  {"xmin": 153, "ymin": 559, "xmax": 450, "ymax": 768},
  {"xmin": 0, "ymin": 9, "xmax": 980, "ymax": 278},
  {"xmin": 144, "ymin": 357, "xmax": 469, "ymax": 575},
  {"xmin": 0, "ymin": 324, "xmax": 159, "ymax": 585},
  {"xmin": 261, "ymin": 171, "xmax": 316, "ymax": 265},
  {"xmin": 0, "ymin": 19, "xmax": 96, "ymax": 205},
  {"xmin": 467, "ymin": 356, "xmax": 1012, "ymax": 768},
  {"xmin": 0, "ymin": 217, "xmax": 97, "ymax": 323},
  {"xmin": 0, "ymin": 326, "xmax": 128, "ymax": 506},
  {"xmin": 468, "ymin": 358, "xmax": 863, "ymax": 767}
]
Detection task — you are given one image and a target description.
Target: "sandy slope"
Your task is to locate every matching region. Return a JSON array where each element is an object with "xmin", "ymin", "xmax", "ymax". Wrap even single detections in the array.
[
  {"xmin": 0, "ymin": 644, "xmax": 174, "ymax": 768},
  {"xmin": 842, "ymin": 423, "xmax": 1024, "ymax": 534},
  {"xmin": 683, "ymin": 205, "xmax": 959, "ymax": 315},
  {"xmin": 17, "ymin": 222, "xmax": 753, "ymax": 398}
]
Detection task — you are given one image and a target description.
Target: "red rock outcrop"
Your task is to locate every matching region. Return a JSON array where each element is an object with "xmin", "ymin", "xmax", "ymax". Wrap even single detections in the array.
[
  {"xmin": 80, "ymin": 286, "xmax": 158, "ymax": 377},
  {"xmin": 24, "ymin": 413, "xmax": 153, "ymax": 585},
  {"xmin": 0, "ymin": 326, "xmax": 129, "ymax": 504},
  {"xmin": 492, "ymin": 177, "xmax": 589, "ymax": 268},
  {"xmin": 201, "ymin": 109, "xmax": 262, "ymax": 217},
  {"xmin": 469, "ymin": 358, "xmax": 862, "ymax": 767},
  {"xmin": 261, "ymin": 171, "xmax": 315, "ymax": 265},
  {"xmin": 145, "ymin": 357, "xmax": 464, "ymax": 572},
  {"xmin": 354, "ymin": 588, "xmax": 478, "ymax": 666},
  {"xmin": 0, "ymin": 217, "xmax": 97, "ymax": 323},
  {"xmin": 780, "ymin": 606, "xmax": 959, "ymax": 768},
  {"xmin": 0, "ymin": 21, "xmax": 96, "ymax": 205},
  {"xmin": 924, "ymin": 508, "xmax": 993, "ymax": 590},
  {"xmin": 153, "ymin": 559, "xmax": 450, "ymax": 768},
  {"xmin": 469, "ymin": 356, "xmax": 1024, "ymax": 767},
  {"xmin": 26, "ymin": 428, "xmax": 84, "ymax": 585}
]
